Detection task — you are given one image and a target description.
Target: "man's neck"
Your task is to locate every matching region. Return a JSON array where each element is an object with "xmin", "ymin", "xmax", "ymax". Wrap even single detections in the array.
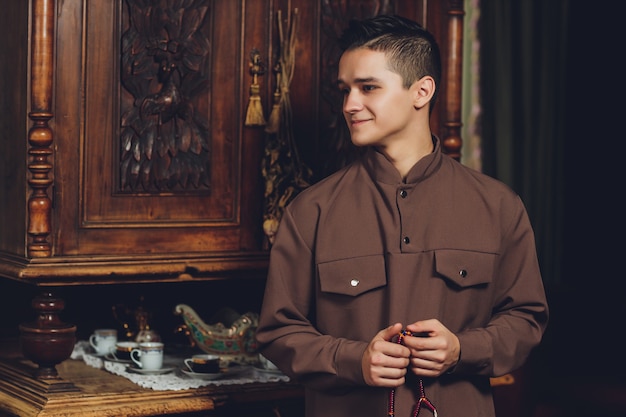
[{"xmin": 376, "ymin": 133, "xmax": 434, "ymax": 180}]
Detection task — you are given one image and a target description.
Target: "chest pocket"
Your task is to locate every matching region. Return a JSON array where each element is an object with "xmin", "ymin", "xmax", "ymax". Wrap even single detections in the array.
[
  {"xmin": 318, "ymin": 255, "xmax": 386, "ymax": 296},
  {"xmin": 434, "ymin": 249, "xmax": 496, "ymax": 288}
]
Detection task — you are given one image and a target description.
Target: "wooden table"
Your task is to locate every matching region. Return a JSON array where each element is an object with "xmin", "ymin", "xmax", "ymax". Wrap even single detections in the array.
[{"xmin": 0, "ymin": 341, "xmax": 303, "ymax": 417}]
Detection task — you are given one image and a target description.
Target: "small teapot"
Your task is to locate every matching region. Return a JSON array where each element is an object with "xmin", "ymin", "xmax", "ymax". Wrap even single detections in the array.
[{"xmin": 112, "ymin": 297, "xmax": 161, "ymax": 343}]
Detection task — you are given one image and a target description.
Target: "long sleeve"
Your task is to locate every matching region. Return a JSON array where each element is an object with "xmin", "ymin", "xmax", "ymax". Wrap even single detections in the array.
[
  {"xmin": 256, "ymin": 207, "xmax": 369, "ymax": 391},
  {"xmin": 453, "ymin": 195, "xmax": 549, "ymax": 377}
]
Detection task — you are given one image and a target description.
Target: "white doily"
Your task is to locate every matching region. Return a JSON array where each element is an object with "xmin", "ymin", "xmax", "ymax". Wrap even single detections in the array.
[{"xmin": 71, "ymin": 341, "xmax": 290, "ymax": 391}]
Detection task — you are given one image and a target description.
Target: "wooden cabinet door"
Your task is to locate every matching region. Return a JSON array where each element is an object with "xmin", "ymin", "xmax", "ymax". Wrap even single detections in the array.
[{"xmin": 51, "ymin": 1, "xmax": 268, "ymax": 269}]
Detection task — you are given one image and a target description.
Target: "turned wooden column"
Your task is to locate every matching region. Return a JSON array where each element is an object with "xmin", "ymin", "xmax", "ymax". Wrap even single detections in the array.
[
  {"xmin": 441, "ymin": 0, "xmax": 465, "ymax": 161},
  {"xmin": 27, "ymin": 0, "xmax": 55, "ymax": 258}
]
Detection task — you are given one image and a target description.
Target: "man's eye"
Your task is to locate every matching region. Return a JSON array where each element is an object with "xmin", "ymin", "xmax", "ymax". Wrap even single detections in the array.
[{"xmin": 363, "ymin": 85, "xmax": 377, "ymax": 92}]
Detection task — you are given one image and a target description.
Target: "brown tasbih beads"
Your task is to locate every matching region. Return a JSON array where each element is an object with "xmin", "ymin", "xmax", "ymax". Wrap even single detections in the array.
[{"xmin": 387, "ymin": 330, "xmax": 438, "ymax": 417}]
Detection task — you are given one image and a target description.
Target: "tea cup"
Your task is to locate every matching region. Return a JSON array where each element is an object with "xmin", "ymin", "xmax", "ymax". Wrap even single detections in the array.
[
  {"xmin": 110, "ymin": 341, "xmax": 139, "ymax": 361},
  {"xmin": 184, "ymin": 354, "xmax": 220, "ymax": 374},
  {"xmin": 130, "ymin": 342, "xmax": 164, "ymax": 370},
  {"xmin": 89, "ymin": 329, "xmax": 117, "ymax": 356}
]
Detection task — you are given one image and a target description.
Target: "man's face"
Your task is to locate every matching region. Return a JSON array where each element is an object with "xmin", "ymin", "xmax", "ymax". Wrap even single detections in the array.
[{"xmin": 337, "ymin": 48, "xmax": 416, "ymax": 149}]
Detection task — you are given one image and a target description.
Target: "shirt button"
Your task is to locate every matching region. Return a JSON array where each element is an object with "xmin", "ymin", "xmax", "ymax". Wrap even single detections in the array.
[
  {"xmin": 350, "ymin": 279, "xmax": 360, "ymax": 287},
  {"xmin": 459, "ymin": 269, "xmax": 468, "ymax": 277},
  {"xmin": 403, "ymin": 236, "xmax": 410, "ymax": 244},
  {"xmin": 399, "ymin": 190, "xmax": 408, "ymax": 198}
]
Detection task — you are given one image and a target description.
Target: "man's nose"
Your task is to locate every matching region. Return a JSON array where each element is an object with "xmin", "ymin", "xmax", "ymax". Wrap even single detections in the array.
[{"xmin": 343, "ymin": 91, "xmax": 362, "ymax": 113}]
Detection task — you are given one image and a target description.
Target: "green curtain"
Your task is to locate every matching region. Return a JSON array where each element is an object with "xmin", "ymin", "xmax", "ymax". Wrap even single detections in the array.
[
  {"xmin": 478, "ymin": 0, "xmax": 569, "ymax": 287},
  {"xmin": 461, "ymin": 0, "xmax": 482, "ymax": 172}
]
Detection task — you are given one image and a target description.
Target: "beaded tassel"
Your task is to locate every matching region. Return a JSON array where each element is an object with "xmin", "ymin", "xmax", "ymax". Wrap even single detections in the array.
[
  {"xmin": 388, "ymin": 330, "xmax": 438, "ymax": 417},
  {"xmin": 244, "ymin": 50, "xmax": 266, "ymax": 127},
  {"xmin": 244, "ymin": 80, "xmax": 266, "ymax": 127}
]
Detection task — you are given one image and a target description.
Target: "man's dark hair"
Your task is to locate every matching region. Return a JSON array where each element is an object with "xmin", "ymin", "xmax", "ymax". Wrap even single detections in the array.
[{"xmin": 339, "ymin": 15, "xmax": 441, "ymax": 109}]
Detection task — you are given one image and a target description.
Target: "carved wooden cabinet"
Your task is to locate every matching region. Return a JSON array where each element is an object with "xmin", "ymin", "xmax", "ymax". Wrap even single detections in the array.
[
  {"xmin": 1, "ymin": 0, "xmax": 272, "ymax": 285},
  {"xmin": 0, "ymin": 0, "xmax": 464, "ymax": 287}
]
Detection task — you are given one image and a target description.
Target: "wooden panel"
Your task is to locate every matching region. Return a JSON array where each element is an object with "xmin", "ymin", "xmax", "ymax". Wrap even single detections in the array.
[
  {"xmin": 82, "ymin": 1, "xmax": 238, "ymax": 223},
  {"xmin": 52, "ymin": 0, "xmax": 264, "ymax": 256},
  {"xmin": 240, "ymin": 0, "xmax": 272, "ymax": 251},
  {"xmin": 271, "ymin": 0, "xmax": 320, "ymax": 172}
]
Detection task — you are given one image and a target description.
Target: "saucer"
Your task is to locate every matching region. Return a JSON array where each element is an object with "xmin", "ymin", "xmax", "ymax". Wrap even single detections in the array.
[
  {"xmin": 181, "ymin": 366, "xmax": 250, "ymax": 380},
  {"xmin": 180, "ymin": 369, "xmax": 224, "ymax": 380},
  {"xmin": 89, "ymin": 351, "xmax": 113, "ymax": 357},
  {"xmin": 126, "ymin": 365, "xmax": 175, "ymax": 375}
]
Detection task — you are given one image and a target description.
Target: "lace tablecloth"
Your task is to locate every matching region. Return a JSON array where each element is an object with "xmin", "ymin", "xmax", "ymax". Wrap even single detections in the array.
[{"xmin": 71, "ymin": 341, "xmax": 289, "ymax": 391}]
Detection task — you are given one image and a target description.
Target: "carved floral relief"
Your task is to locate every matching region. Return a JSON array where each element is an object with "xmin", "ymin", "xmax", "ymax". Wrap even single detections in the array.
[{"xmin": 120, "ymin": 0, "xmax": 212, "ymax": 192}]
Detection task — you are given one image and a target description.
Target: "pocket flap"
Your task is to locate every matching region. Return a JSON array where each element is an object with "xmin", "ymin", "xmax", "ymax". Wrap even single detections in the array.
[
  {"xmin": 434, "ymin": 249, "xmax": 495, "ymax": 288},
  {"xmin": 318, "ymin": 255, "xmax": 386, "ymax": 296}
]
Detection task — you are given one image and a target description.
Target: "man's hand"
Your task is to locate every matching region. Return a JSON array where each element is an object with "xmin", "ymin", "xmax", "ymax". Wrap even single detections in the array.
[
  {"xmin": 361, "ymin": 323, "xmax": 410, "ymax": 387},
  {"xmin": 403, "ymin": 319, "xmax": 460, "ymax": 377}
]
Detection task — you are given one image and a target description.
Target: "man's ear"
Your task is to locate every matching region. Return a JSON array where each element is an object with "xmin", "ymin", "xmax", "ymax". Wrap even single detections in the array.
[{"xmin": 411, "ymin": 76, "xmax": 436, "ymax": 110}]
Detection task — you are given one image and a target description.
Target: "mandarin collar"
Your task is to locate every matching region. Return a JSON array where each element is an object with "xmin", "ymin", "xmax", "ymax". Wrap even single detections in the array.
[{"xmin": 363, "ymin": 135, "xmax": 442, "ymax": 185}]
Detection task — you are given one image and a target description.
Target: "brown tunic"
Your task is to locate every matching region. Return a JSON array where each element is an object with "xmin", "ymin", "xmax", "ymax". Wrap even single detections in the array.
[{"xmin": 256, "ymin": 138, "xmax": 549, "ymax": 417}]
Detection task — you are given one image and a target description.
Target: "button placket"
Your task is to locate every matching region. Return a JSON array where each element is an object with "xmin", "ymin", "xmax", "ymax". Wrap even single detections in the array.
[{"xmin": 398, "ymin": 188, "xmax": 410, "ymax": 249}]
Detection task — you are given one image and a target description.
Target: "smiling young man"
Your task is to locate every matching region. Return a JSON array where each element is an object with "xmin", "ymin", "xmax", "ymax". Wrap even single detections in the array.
[{"xmin": 256, "ymin": 15, "xmax": 548, "ymax": 417}]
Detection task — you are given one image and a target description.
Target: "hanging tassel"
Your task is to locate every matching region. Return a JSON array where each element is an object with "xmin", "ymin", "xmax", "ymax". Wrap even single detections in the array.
[
  {"xmin": 245, "ymin": 79, "xmax": 266, "ymax": 126},
  {"xmin": 245, "ymin": 50, "xmax": 266, "ymax": 127}
]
